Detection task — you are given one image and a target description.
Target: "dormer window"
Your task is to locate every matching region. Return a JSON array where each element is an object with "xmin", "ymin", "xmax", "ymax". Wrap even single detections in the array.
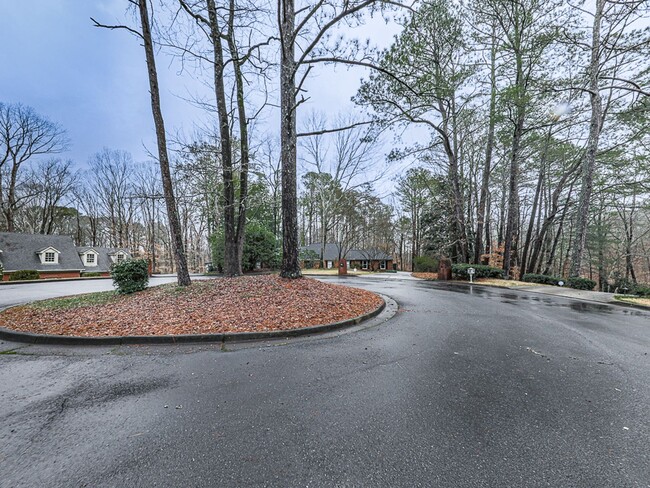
[
  {"xmin": 79, "ymin": 249, "xmax": 99, "ymax": 267},
  {"xmin": 38, "ymin": 247, "xmax": 60, "ymax": 265},
  {"xmin": 110, "ymin": 251, "xmax": 128, "ymax": 264}
]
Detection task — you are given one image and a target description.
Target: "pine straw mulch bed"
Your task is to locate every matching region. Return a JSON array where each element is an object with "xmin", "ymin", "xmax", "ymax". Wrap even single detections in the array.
[{"xmin": 0, "ymin": 275, "xmax": 383, "ymax": 337}]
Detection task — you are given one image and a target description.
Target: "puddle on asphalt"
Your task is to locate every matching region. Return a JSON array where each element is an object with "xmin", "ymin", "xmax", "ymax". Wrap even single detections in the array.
[{"xmin": 423, "ymin": 282, "xmax": 649, "ymax": 317}]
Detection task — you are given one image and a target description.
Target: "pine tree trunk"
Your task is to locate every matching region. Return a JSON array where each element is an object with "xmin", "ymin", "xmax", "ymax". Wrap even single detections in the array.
[
  {"xmin": 279, "ymin": 0, "xmax": 302, "ymax": 278},
  {"xmin": 138, "ymin": 0, "xmax": 191, "ymax": 286},
  {"xmin": 569, "ymin": 0, "xmax": 604, "ymax": 278}
]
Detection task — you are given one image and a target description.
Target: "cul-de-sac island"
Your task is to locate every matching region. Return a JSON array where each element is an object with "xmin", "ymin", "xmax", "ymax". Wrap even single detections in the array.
[{"xmin": 1, "ymin": 1, "xmax": 649, "ymax": 487}]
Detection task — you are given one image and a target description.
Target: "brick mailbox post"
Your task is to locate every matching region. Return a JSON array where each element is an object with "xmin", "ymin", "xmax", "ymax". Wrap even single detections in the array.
[
  {"xmin": 438, "ymin": 257, "xmax": 452, "ymax": 281},
  {"xmin": 338, "ymin": 258, "xmax": 347, "ymax": 276}
]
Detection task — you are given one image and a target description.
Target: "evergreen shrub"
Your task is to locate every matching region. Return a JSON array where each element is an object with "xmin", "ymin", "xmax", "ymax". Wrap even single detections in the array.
[
  {"xmin": 9, "ymin": 270, "xmax": 40, "ymax": 281},
  {"xmin": 567, "ymin": 277, "xmax": 596, "ymax": 291},
  {"xmin": 452, "ymin": 264, "xmax": 504, "ymax": 280},
  {"xmin": 413, "ymin": 255, "xmax": 439, "ymax": 273},
  {"xmin": 111, "ymin": 259, "xmax": 149, "ymax": 294},
  {"xmin": 521, "ymin": 274, "xmax": 562, "ymax": 286}
]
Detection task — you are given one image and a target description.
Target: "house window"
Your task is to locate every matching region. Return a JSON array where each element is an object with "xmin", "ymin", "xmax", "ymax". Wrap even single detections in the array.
[
  {"xmin": 116, "ymin": 253, "xmax": 125, "ymax": 263},
  {"xmin": 86, "ymin": 253, "xmax": 95, "ymax": 264},
  {"xmin": 327, "ymin": 260, "xmax": 333, "ymax": 269},
  {"xmin": 45, "ymin": 252, "xmax": 56, "ymax": 263},
  {"xmin": 361, "ymin": 260, "xmax": 369, "ymax": 270},
  {"xmin": 380, "ymin": 260, "xmax": 386, "ymax": 270}
]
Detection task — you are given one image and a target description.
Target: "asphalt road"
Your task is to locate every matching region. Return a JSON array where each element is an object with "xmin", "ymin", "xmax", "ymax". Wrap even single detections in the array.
[
  {"xmin": 0, "ymin": 276, "xmax": 188, "ymax": 311},
  {"xmin": 1, "ymin": 275, "xmax": 649, "ymax": 487}
]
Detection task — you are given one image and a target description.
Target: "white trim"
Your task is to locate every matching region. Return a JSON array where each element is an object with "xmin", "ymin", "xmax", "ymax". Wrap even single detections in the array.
[
  {"xmin": 37, "ymin": 246, "xmax": 60, "ymax": 265},
  {"xmin": 110, "ymin": 251, "xmax": 128, "ymax": 264},
  {"xmin": 80, "ymin": 249, "xmax": 99, "ymax": 267}
]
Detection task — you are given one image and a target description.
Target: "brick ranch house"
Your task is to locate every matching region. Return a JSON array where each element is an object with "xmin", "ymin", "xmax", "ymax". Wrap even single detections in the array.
[
  {"xmin": 0, "ymin": 232, "xmax": 131, "ymax": 281},
  {"xmin": 301, "ymin": 243, "xmax": 394, "ymax": 271}
]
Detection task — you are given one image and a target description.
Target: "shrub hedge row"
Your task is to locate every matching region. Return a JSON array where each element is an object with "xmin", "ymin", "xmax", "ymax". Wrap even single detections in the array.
[
  {"xmin": 522, "ymin": 273, "xmax": 562, "ymax": 286},
  {"xmin": 633, "ymin": 285, "xmax": 650, "ymax": 297},
  {"xmin": 9, "ymin": 270, "xmax": 40, "ymax": 281},
  {"xmin": 566, "ymin": 277, "xmax": 597, "ymax": 291},
  {"xmin": 81, "ymin": 272, "xmax": 102, "ymax": 278},
  {"xmin": 452, "ymin": 264, "xmax": 504, "ymax": 280}
]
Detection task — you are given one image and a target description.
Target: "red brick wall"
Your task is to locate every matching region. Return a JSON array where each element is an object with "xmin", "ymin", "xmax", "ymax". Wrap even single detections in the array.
[
  {"xmin": 1, "ymin": 271, "xmax": 81, "ymax": 281},
  {"xmin": 39, "ymin": 271, "xmax": 82, "ymax": 279}
]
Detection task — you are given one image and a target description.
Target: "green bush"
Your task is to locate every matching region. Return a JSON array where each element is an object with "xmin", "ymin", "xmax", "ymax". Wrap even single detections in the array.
[
  {"xmin": 612, "ymin": 276, "xmax": 635, "ymax": 294},
  {"xmin": 81, "ymin": 272, "xmax": 102, "ymax": 278},
  {"xmin": 452, "ymin": 264, "xmax": 504, "ymax": 280},
  {"xmin": 9, "ymin": 270, "xmax": 40, "ymax": 281},
  {"xmin": 567, "ymin": 277, "xmax": 596, "ymax": 291},
  {"xmin": 633, "ymin": 284, "xmax": 650, "ymax": 297},
  {"xmin": 111, "ymin": 259, "xmax": 148, "ymax": 294},
  {"xmin": 522, "ymin": 273, "xmax": 562, "ymax": 286},
  {"xmin": 243, "ymin": 222, "xmax": 280, "ymax": 271},
  {"xmin": 413, "ymin": 255, "xmax": 439, "ymax": 273},
  {"xmin": 211, "ymin": 223, "xmax": 280, "ymax": 272}
]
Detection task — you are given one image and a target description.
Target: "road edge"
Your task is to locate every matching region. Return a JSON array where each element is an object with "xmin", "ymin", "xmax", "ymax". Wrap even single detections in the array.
[{"xmin": 0, "ymin": 298, "xmax": 387, "ymax": 346}]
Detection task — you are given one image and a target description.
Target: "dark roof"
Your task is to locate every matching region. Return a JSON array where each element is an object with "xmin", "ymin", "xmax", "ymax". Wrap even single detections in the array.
[
  {"xmin": 301, "ymin": 243, "xmax": 392, "ymax": 261},
  {"xmin": 77, "ymin": 246, "xmax": 131, "ymax": 273},
  {"xmin": 0, "ymin": 232, "xmax": 84, "ymax": 272}
]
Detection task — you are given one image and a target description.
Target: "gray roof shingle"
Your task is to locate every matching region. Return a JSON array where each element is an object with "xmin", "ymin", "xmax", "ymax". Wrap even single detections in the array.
[
  {"xmin": 301, "ymin": 243, "xmax": 392, "ymax": 261},
  {"xmin": 0, "ymin": 232, "xmax": 84, "ymax": 272},
  {"xmin": 77, "ymin": 246, "xmax": 131, "ymax": 273}
]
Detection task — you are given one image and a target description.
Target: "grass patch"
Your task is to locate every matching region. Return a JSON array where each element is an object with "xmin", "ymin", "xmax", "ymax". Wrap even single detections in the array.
[
  {"xmin": 0, "ymin": 349, "xmax": 19, "ymax": 355},
  {"xmin": 614, "ymin": 296, "xmax": 650, "ymax": 308},
  {"xmin": 31, "ymin": 290, "xmax": 120, "ymax": 310}
]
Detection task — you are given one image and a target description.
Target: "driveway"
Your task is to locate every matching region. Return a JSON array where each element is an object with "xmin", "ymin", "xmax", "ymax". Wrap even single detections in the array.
[
  {"xmin": 1, "ymin": 276, "xmax": 649, "ymax": 487},
  {"xmin": 0, "ymin": 275, "xmax": 195, "ymax": 310}
]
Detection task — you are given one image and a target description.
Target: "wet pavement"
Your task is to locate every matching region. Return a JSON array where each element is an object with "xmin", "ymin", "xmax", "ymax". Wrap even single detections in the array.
[{"xmin": 1, "ymin": 276, "xmax": 649, "ymax": 487}]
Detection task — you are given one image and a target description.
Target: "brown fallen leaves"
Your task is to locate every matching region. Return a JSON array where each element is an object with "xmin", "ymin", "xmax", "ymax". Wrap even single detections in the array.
[
  {"xmin": 412, "ymin": 272, "xmax": 438, "ymax": 280},
  {"xmin": 0, "ymin": 275, "xmax": 383, "ymax": 337}
]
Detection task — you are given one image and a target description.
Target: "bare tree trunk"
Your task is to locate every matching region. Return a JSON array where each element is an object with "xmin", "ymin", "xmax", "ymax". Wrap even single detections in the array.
[
  {"xmin": 503, "ymin": 107, "xmax": 525, "ymax": 278},
  {"xmin": 520, "ymin": 127, "xmax": 552, "ymax": 276},
  {"xmin": 206, "ymin": 0, "xmax": 240, "ymax": 277},
  {"xmin": 569, "ymin": 0, "xmax": 604, "ymax": 278},
  {"xmin": 279, "ymin": 0, "xmax": 301, "ymax": 278},
  {"xmin": 138, "ymin": 0, "xmax": 191, "ymax": 286},
  {"xmin": 227, "ymin": 0, "xmax": 249, "ymax": 277},
  {"xmin": 475, "ymin": 26, "xmax": 498, "ymax": 264}
]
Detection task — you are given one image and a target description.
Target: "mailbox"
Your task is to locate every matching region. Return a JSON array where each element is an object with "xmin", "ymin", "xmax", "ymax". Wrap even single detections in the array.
[
  {"xmin": 468, "ymin": 267, "xmax": 475, "ymax": 283},
  {"xmin": 338, "ymin": 258, "xmax": 347, "ymax": 276}
]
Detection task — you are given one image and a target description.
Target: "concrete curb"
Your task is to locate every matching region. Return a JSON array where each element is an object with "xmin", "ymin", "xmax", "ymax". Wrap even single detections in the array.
[
  {"xmin": 0, "ymin": 299, "xmax": 386, "ymax": 346},
  {"xmin": 439, "ymin": 281, "xmax": 650, "ymax": 313}
]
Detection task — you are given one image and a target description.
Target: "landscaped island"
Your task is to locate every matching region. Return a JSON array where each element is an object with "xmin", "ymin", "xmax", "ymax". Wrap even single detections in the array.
[{"xmin": 0, "ymin": 275, "xmax": 383, "ymax": 337}]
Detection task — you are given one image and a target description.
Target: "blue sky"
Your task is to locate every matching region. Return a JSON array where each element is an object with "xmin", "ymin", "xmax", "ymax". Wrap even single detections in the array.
[{"xmin": 0, "ymin": 1, "xmax": 398, "ymax": 171}]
